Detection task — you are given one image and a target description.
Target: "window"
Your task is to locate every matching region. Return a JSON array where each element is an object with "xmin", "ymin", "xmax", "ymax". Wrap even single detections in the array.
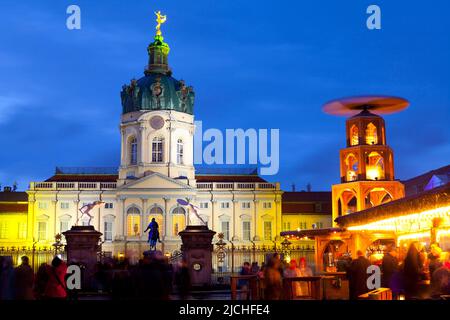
[
  {"xmin": 350, "ymin": 125, "xmax": 359, "ymax": 146},
  {"xmin": 0, "ymin": 222, "xmax": 7, "ymax": 239},
  {"xmin": 130, "ymin": 137, "xmax": 138, "ymax": 165},
  {"xmin": 150, "ymin": 206, "xmax": 163, "ymax": 215},
  {"xmin": 38, "ymin": 221, "xmax": 47, "ymax": 240},
  {"xmin": 152, "ymin": 137, "xmax": 164, "ymax": 163},
  {"xmin": 242, "ymin": 221, "xmax": 251, "ymax": 241},
  {"xmin": 263, "ymin": 202, "xmax": 272, "ymax": 209},
  {"xmin": 366, "ymin": 152, "xmax": 385, "ymax": 180},
  {"xmin": 199, "ymin": 202, "xmax": 209, "ymax": 209},
  {"xmin": 38, "ymin": 202, "xmax": 48, "ymax": 210},
  {"xmin": 365, "ymin": 123, "xmax": 378, "ymax": 145},
  {"xmin": 264, "ymin": 221, "xmax": 272, "ymax": 240},
  {"xmin": 176, "ymin": 139, "xmax": 184, "ymax": 165},
  {"xmin": 283, "ymin": 222, "xmax": 291, "ymax": 231},
  {"xmin": 315, "ymin": 203, "xmax": 322, "ymax": 212},
  {"xmin": 60, "ymin": 221, "xmax": 69, "ymax": 233},
  {"xmin": 60, "ymin": 202, "xmax": 69, "ymax": 209},
  {"xmin": 18, "ymin": 222, "xmax": 27, "ymax": 239},
  {"xmin": 221, "ymin": 202, "xmax": 230, "ymax": 209},
  {"xmin": 241, "ymin": 202, "xmax": 251, "ymax": 209},
  {"xmin": 221, "ymin": 221, "xmax": 230, "ymax": 240},
  {"xmin": 300, "ymin": 222, "xmax": 307, "ymax": 230},
  {"xmin": 126, "ymin": 207, "xmax": 141, "ymax": 236},
  {"xmin": 315, "ymin": 222, "xmax": 324, "ymax": 229},
  {"xmin": 172, "ymin": 206, "xmax": 186, "ymax": 236},
  {"xmin": 104, "ymin": 221, "xmax": 113, "ymax": 241},
  {"xmin": 104, "ymin": 203, "xmax": 114, "ymax": 209}
]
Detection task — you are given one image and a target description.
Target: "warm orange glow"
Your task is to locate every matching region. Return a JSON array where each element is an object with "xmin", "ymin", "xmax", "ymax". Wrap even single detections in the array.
[{"xmin": 347, "ymin": 206, "xmax": 450, "ymax": 232}]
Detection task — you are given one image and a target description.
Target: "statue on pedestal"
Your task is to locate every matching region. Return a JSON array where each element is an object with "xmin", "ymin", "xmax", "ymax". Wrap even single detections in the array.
[{"xmin": 144, "ymin": 218, "xmax": 162, "ymax": 250}]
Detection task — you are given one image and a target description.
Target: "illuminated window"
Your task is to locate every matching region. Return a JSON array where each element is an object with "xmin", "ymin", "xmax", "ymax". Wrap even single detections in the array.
[
  {"xmin": 365, "ymin": 123, "xmax": 378, "ymax": 145},
  {"xmin": 152, "ymin": 137, "xmax": 164, "ymax": 163},
  {"xmin": 242, "ymin": 221, "xmax": 251, "ymax": 240},
  {"xmin": 18, "ymin": 222, "xmax": 27, "ymax": 239},
  {"xmin": 199, "ymin": 202, "xmax": 209, "ymax": 209},
  {"xmin": 350, "ymin": 125, "xmax": 359, "ymax": 146},
  {"xmin": 221, "ymin": 221, "xmax": 230, "ymax": 240},
  {"xmin": 127, "ymin": 206, "xmax": 141, "ymax": 236},
  {"xmin": 0, "ymin": 222, "xmax": 7, "ymax": 239},
  {"xmin": 130, "ymin": 137, "xmax": 138, "ymax": 165},
  {"xmin": 176, "ymin": 139, "xmax": 184, "ymax": 165},
  {"xmin": 345, "ymin": 154, "xmax": 358, "ymax": 182},
  {"xmin": 366, "ymin": 152, "xmax": 385, "ymax": 180},
  {"xmin": 60, "ymin": 202, "xmax": 69, "ymax": 209},
  {"xmin": 172, "ymin": 206, "xmax": 186, "ymax": 236},
  {"xmin": 104, "ymin": 221, "xmax": 113, "ymax": 241},
  {"xmin": 283, "ymin": 222, "xmax": 291, "ymax": 231},
  {"xmin": 264, "ymin": 221, "xmax": 272, "ymax": 240},
  {"xmin": 38, "ymin": 221, "xmax": 47, "ymax": 240}
]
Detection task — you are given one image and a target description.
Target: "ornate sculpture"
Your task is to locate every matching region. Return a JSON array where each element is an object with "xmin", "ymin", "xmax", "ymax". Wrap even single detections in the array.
[
  {"xmin": 177, "ymin": 80, "xmax": 193, "ymax": 113},
  {"xmin": 155, "ymin": 11, "xmax": 167, "ymax": 36},
  {"xmin": 177, "ymin": 198, "xmax": 207, "ymax": 226},
  {"xmin": 76, "ymin": 201, "xmax": 105, "ymax": 226}
]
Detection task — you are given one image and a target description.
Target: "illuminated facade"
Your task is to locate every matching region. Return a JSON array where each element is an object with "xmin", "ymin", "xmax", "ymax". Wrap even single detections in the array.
[
  {"xmin": 1, "ymin": 16, "xmax": 285, "ymax": 263},
  {"xmin": 331, "ymin": 109, "xmax": 405, "ymax": 225}
]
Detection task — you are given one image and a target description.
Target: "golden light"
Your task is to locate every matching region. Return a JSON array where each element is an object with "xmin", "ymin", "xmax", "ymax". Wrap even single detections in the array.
[
  {"xmin": 347, "ymin": 205, "xmax": 450, "ymax": 232},
  {"xmin": 366, "ymin": 166, "xmax": 381, "ymax": 180}
]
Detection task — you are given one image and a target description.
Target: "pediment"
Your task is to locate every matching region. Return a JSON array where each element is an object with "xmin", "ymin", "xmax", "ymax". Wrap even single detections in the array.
[{"xmin": 118, "ymin": 172, "xmax": 194, "ymax": 190}]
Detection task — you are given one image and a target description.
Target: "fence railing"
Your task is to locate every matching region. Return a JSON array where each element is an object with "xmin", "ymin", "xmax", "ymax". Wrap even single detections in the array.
[
  {"xmin": 196, "ymin": 182, "xmax": 279, "ymax": 191},
  {"xmin": 0, "ymin": 246, "xmax": 66, "ymax": 272},
  {"xmin": 30, "ymin": 182, "xmax": 117, "ymax": 191}
]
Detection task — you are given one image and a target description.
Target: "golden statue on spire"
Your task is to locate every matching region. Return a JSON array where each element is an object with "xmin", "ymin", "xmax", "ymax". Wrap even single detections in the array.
[{"xmin": 155, "ymin": 11, "xmax": 167, "ymax": 36}]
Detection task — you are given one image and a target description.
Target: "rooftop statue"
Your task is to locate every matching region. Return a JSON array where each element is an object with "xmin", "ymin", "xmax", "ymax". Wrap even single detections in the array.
[{"xmin": 155, "ymin": 10, "xmax": 167, "ymax": 36}]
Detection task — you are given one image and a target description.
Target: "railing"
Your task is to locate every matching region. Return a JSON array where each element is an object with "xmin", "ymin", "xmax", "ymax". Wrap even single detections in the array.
[
  {"xmin": 196, "ymin": 182, "xmax": 279, "ymax": 191},
  {"xmin": 30, "ymin": 182, "xmax": 117, "ymax": 191}
]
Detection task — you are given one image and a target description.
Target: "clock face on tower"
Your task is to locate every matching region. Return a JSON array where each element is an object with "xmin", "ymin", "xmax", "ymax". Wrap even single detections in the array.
[{"xmin": 150, "ymin": 116, "xmax": 165, "ymax": 130}]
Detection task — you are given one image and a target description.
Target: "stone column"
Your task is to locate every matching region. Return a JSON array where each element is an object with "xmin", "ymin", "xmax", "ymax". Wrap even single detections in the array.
[
  {"xmin": 120, "ymin": 197, "xmax": 126, "ymax": 239},
  {"xmin": 231, "ymin": 199, "xmax": 239, "ymax": 241},
  {"xmin": 253, "ymin": 200, "xmax": 260, "ymax": 241},
  {"xmin": 211, "ymin": 199, "xmax": 217, "ymax": 233},
  {"xmin": 163, "ymin": 197, "xmax": 170, "ymax": 240},
  {"xmin": 52, "ymin": 200, "xmax": 57, "ymax": 237},
  {"xmin": 73, "ymin": 200, "xmax": 80, "ymax": 226},
  {"xmin": 275, "ymin": 198, "xmax": 282, "ymax": 241},
  {"xmin": 141, "ymin": 198, "xmax": 147, "ymax": 239}
]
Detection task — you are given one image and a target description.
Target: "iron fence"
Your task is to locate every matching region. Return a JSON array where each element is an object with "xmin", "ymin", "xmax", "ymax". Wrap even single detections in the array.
[{"xmin": 0, "ymin": 245, "xmax": 67, "ymax": 272}]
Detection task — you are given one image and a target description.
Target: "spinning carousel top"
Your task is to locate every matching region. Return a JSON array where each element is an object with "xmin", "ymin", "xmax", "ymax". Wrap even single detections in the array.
[{"xmin": 322, "ymin": 95, "xmax": 409, "ymax": 116}]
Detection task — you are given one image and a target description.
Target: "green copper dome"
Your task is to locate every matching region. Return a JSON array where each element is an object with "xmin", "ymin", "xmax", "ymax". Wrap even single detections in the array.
[{"xmin": 120, "ymin": 34, "xmax": 194, "ymax": 115}]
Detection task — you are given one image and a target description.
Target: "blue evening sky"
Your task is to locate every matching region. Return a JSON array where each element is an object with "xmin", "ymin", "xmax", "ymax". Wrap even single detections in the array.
[{"xmin": 0, "ymin": 0, "xmax": 449, "ymax": 191}]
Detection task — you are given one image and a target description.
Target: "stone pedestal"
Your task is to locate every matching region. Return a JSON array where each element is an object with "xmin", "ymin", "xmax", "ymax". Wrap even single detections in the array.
[
  {"xmin": 179, "ymin": 225, "xmax": 216, "ymax": 287},
  {"xmin": 63, "ymin": 226, "xmax": 102, "ymax": 290}
]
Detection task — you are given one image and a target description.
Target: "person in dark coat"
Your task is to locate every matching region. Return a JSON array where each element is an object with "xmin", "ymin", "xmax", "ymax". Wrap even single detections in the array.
[
  {"xmin": 0, "ymin": 256, "xmax": 15, "ymax": 300},
  {"xmin": 14, "ymin": 256, "xmax": 35, "ymax": 300},
  {"xmin": 381, "ymin": 248, "xmax": 399, "ymax": 288},
  {"xmin": 403, "ymin": 242, "xmax": 424, "ymax": 299},
  {"xmin": 175, "ymin": 258, "xmax": 191, "ymax": 300},
  {"xmin": 346, "ymin": 250, "xmax": 371, "ymax": 299}
]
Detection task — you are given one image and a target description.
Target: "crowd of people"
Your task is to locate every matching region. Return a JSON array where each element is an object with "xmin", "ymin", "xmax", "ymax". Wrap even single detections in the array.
[
  {"xmin": 0, "ymin": 251, "xmax": 191, "ymax": 300},
  {"xmin": 238, "ymin": 253, "xmax": 314, "ymax": 300},
  {"xmin": 345, "ymin": 242, "xmax": 450, "ymax": 299}
]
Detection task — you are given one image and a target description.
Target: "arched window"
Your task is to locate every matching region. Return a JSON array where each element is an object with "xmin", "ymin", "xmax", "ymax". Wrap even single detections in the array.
[
  {"xmin": 366, "ymin": 152, "xmax": 385, "ymax": 180},
  {"xmin": 172, "ymin": 206, "xmax": 186, "ymax": 236},
  {"xmin": 365, "ymin": 123, "xmax": 378, "ymax": 145},
  {"xmin": 127, "ymin": 206, "xmax": 141, "ymax": 236},
  {"xmin": 176, "ymin": 139, "xmax": 184, "ymax": 165},
  {"xmin": 345, "ymin": 154, "xmax": 358, "ymax": 182},
  {"xmin": 152, "ymin": 137, "xmax": 164, "ymax": 163},
  {"xmin": 350, "ymin": 125, "xmax": 359, "ymax": 146},
  {"xmin": 129, "ymin": 137, "xmax": 138, "ymax": 165}
]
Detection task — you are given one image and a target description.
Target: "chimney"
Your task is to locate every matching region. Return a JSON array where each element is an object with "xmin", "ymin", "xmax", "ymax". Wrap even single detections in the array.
[
  {"xmin": 291, "ymin": 183, "xmax": 296, "ymax": 192},
  {"xmin": 306, "ymin": 183, "xmax": 312, "ymax": 192},
  {"xmin": 3, "ymin": 186, "xmax": 12, "ymax": 192}
]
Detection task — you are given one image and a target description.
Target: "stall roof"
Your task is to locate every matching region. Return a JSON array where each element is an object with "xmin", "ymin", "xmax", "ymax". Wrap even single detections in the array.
[{"xmin": 281, "ymin": 227, "xmax": 344, "ymax": 238}]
